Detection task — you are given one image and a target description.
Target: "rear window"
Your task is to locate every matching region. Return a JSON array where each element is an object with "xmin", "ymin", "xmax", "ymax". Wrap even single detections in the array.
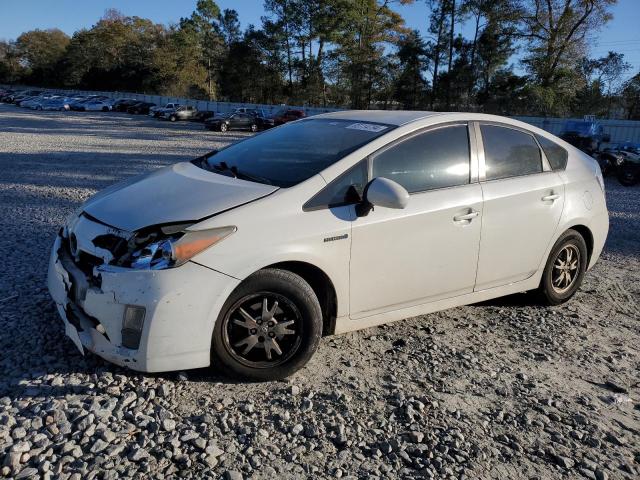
[
  {"xmin": 536, "ymin": 135, "xmax": 568, "ymax": 170},
  {"xmin": 481, "ymin": 125, "xmax": 542, "ymax": 180}
]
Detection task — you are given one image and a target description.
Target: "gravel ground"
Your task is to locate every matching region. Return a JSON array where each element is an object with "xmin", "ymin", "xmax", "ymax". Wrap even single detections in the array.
[{"xmin": 0, "ymin": 104, "xmax": 638, "ymax": 480}]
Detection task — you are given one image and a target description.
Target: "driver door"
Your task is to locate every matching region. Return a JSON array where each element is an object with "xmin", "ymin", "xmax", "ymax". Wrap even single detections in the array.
[{"xmin": 349, "ymin": 123, "xmax": 483, "ymax": 318}]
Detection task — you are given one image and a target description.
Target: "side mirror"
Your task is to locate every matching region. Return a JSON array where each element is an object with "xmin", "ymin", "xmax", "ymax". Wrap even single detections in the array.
[{"xmin": 356, "ymin": 177, "xmax": 409, "ymax": 217}]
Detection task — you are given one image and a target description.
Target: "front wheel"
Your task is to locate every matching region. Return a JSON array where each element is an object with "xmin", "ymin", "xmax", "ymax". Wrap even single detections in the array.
[
  {"xmin": 539, "ymin": 229, "xmax": 588, "ymax": 305},
  {"xmin": 250, "ymin": 123, "xmax": 258, "ymax": 132},
  {"xmin": 170, "ymin": 115, "xmax": 176, "ymax": 122},
  {"xmin": 220, "ymin": 123, "xmax": 228, "ymax": 132},
  {"xmin": 212, "ymin": 269, "xmax": 322, "ymax": 381}
]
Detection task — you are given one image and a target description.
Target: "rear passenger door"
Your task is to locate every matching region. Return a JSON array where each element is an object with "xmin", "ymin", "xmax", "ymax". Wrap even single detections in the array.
[{"xmin": 474, "ymin": 123, "xmax": 565, "ymax": 291}]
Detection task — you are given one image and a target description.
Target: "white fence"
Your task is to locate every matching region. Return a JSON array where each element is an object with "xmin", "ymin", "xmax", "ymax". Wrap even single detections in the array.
[
  {"xmin": 513, "ymin": 116, "xmax": 640, "ymax": 144},
  {"xmin": 3, "ymin": 84, "xmax": 640, "ymax": 143},
  {"xmin": 2, "ymin": 85, "xmax": 340, "ymax": 117}
]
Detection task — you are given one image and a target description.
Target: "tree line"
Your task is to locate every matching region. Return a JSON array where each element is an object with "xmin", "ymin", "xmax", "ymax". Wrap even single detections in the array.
[{"xmin": 1, "ymin": 0, "xmax": 639, "ymax": 119}]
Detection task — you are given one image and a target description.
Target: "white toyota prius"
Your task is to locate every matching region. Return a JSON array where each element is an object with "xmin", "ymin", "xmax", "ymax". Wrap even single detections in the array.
[{"xmin": 48, "ymin": 111, "xmax": 609, "ymax": 380}]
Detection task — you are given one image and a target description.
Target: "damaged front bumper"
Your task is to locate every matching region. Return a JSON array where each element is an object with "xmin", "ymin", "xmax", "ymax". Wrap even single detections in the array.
[{"xmin": 47, "ymin": 227, "xmax": 239, "ymax": 373}]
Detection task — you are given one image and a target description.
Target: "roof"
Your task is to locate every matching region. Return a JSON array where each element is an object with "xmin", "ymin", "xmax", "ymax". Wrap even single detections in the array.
[{"xmin": 313, "ymin": 109, "xmax": 443, "ymax": 126}]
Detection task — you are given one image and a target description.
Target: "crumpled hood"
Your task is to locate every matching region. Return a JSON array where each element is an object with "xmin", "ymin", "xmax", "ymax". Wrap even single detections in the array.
[{"xmin": 82, "ymin": 162, "xmax": 278, "ymax": 231}]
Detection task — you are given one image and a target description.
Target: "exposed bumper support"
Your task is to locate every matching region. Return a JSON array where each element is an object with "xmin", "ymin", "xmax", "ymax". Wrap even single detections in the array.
[{"xmin": 47, "ymin": 235, "xmax": 239, "ymax": 372}]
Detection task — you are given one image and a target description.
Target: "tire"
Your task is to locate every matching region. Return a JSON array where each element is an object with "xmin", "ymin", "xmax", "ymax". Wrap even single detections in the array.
[
  {"xmin": 170, "ymin": 115, "xmax": 176, "ymax": 122},
  {"xmin": 212, "ymin": 268, "xmax": 323, "ymax": 381},
  {"xmin": 220, "ymin": 123, "xmax": 228, "ymax": 132},
  {"xmin": 250, "ymin": 123, "xmax": 258, "ymax": 132},
  {"xmin": 617, "ymin": 169, "xmax": 639, "ymax": 187},
  {"xmin": 539, "ymin": 229, "xmax": 588, "ymax": 305}
]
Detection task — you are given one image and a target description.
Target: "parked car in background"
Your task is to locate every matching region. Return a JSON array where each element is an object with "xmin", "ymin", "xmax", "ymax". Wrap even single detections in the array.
[
  {"xmin": 15, "ymin": 94, "xmax": 40, "ymax": 107},
  {"xmin": 41, "ymin": 98, "xmax": 69, "ymax": 111},
  {"xmin": 127, "ymin": 102, "xmax": 156, "ymax": 115},
  {"xmin": 61, "ymin": 96, "xmax": 86, "ymax": 110},
  {"xmin": 83, "ymin": 99, "xmax": 113, "ymax": 112},
  {"xmin": 255, "ymin": 108, "xmax": 306, "ymax": 129},
  {"xmin": 27, "ymin": 94, "xmax": 63, "ymax": 110},
  {"xmin": 112, "ymin": 99, "xmax": 139, "ymax": 112},
  {"xmin": 161, "ymin": 105, "xmax": 197, "ymax": 122},
  {"xmin": 596, "ymin": 142, "xmax": 640, "ymax": 181},
  {"xmin": 69, "ymin": 96, "xmax": 110, "ymax": 111},
  {"xmin": 192, "ymin": 110, "xmax": 216, "ymax": 122},
  {"xmin": 604, "ymin": 143, "xmax": 640, "ymax": 186},
  {"xmin": 47, "ymin": 111, "xmax": 608, "ymax": 380},
  {"xmin": 205, "ymin": 112, "xmax": 259, "ymax": 132},
  {"xmin": 0, "ymin": 89, "xmax": 16, "ymax": 102},
  {"xmin": 559, "ymin": 120, "xmax": 610, "ymax": 155},
  {"xmin": 150, "ymin": 103, "xmax": 181, "ymax": 118},
  {"xmin": 20, "ymin": 96, "xmax": 47, "ymax": 109},
  {"xmin": 272, "ymin": 108, "xmax": 306, "ymax": 126},
  {"xmin": 12, "ymin": 90, "xmax": 42, "ymax": 104},
  {"xmin": 67, "ymin": 97, "xmax": 89, "ymax": 111}
]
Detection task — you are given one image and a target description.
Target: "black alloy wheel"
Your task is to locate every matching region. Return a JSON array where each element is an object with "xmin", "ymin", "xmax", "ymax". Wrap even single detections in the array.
[
  {"xmin": 223, "ymin": 294, "xmax": 301, "ymax": 368},
  {"xmin": 212, "ymin": 269, "xmax": 322, "ymax": 381}
]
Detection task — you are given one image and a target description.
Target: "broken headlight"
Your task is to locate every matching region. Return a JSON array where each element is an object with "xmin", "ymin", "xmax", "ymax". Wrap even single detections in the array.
[{"xmin": 119, "ymin": 225, "xmax": 236, "ymax": 270}]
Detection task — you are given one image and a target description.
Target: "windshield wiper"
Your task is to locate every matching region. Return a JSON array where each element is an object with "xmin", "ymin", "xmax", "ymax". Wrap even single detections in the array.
[
  {"xmin": 233, "ymin": 170, "xmax": 274, "ymax": 185},
  {"xmin": 208, "ymin": 161, "xmax": 237, "ymax": 178},
  {"xmin": 201, "ymin": 158, "xmax": 274, "ymax": 186},
  {"xmin": 192, "ymin": 150, "xmax": 218, "ymax": 168},
  {"xmin": 214, "ymin": 162, "xmax": 274, "ymax": 185}
]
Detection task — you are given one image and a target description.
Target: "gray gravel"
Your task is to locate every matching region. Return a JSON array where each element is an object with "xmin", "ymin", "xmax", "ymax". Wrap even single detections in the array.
[{"xmin": 0, "ymin": 104, "xmax": 639, "ymax": 479}]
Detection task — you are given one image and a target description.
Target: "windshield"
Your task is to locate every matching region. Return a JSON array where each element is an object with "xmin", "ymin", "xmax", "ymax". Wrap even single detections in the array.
[{"xmin": 203, "ymin": 118, "xmax": 393, "ymax": 187}]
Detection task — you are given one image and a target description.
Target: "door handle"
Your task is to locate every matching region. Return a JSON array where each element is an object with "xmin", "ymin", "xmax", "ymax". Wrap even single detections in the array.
[
  {"xmin": 541, "ymin": 194, "xmax": 560, "ymax": 202},
  {"xmin": 453, "ymin": 211, "xmax": 479, "ymax": 222}
]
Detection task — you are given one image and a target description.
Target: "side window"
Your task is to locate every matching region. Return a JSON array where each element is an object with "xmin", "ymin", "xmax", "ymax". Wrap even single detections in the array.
[
  {"xmin": 371, "ymin": 125, "xmax": 470, "ymax": 193},
  {"xmin": 481, "ymin": 125, "xmax": 542, "ymax": 180},
  {"xmin": 303, "ymin": 160, "xmax": 368, "ymax": 211},
  {"xmin": 536, "ymin": 134, "xmax": 568, "ymax": 170}
]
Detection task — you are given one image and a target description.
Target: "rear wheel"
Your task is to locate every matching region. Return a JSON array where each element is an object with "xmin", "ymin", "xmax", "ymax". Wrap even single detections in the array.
[
  {"xmin": 170, "ymin": 115, "xmax": 177, "ymax": 122},
  {"xmin": 539, "ymin": 229, "xmax": 588, "ymax": 305},
  {"xmin": 220, "ymin": 123, "xmax": 228, "ymax": 132},
  {"xmin": 250, "ymin": 123, "xmax": 258, "ymax": 132},
  {"xmin": 212, "ymin": 269, "xmax": 322, "ymax": 381}
]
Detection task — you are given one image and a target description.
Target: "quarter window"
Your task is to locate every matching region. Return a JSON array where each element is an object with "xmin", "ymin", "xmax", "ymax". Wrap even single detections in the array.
[
  {"xmin": 303, "ymin": 160, "xmax": 368, "ymax": 210},
  {"xmin": 371, "ymin": 125, "xmax": 471, "ymax": 193},
  {"xmin": 481, "ymin": 125, "xmax": 542, "ymax": 180},
  {"xmin": 536, "ymin": 134, "xmax": 568, "ymax": 170}
]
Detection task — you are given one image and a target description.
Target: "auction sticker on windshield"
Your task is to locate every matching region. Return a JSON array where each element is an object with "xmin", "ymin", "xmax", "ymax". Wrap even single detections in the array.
[{"xmin": 346, "ymin": 123, "xmax": 388, "ymax": 133}]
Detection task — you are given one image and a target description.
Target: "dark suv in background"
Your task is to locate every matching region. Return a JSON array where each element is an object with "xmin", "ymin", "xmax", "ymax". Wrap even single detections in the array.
[
  {"xmin": 205, "ymin": 112, "xmax": 260, "ymax": 132},
  {"xmin": 559, "ymin": 120, "xmax": 610, "ymax": 155},
  {"xmin": 161, "ymin": 105, "xmax": 197, "ymax": 122}
]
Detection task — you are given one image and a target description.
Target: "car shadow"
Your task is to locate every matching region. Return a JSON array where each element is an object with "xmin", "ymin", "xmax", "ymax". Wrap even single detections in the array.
[{"xmin": 470, "ymin": 291, "xmax": 546, "ymax": 308}]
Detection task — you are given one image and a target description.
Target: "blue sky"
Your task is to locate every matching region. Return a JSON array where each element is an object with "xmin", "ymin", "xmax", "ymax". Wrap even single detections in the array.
[{"xmin": 1, "ymin": 0, "xmax": 638, "ymax": 77}]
